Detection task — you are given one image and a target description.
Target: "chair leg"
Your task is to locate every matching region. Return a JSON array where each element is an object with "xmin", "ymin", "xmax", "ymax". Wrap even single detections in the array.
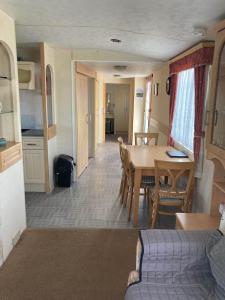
[
  {"xmin": 123, "ymin": 183, "xmax": 129, "ymax": 207},
  {"xmin": 151, "ymin": 197, "xmax": 159, "ymax": 229},
  {"xmin": 119, "ymin": 171, "xmax": 125, "ymax": 196},
  {"xmin": 121, "ymin": 176, "xmax": 127, "ymax": 204},
  {"xmin": 128, "ymin": 187, "xmax": 133, "ymax": 221}
]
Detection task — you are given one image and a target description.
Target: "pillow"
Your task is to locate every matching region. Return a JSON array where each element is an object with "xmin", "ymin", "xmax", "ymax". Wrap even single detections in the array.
[{"xmin": 207, "ymin": 235, "xmax": 225, "ymax": 299}]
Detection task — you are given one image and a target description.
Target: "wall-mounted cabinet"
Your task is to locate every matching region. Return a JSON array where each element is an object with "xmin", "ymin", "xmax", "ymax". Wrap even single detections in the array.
[
  {"xmin": 207, "ymin": 20, "xmax": 225, "ymax": 216},
  {"xmin": 18, "ymin": 61, "xmax": 35, "ymax": 90},
  {"xmin": 0, "ymin": 41, "xmax": 21, "ymax": 173}
]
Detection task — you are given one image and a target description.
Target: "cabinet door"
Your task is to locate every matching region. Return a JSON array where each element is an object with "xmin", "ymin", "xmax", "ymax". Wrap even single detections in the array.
[
  {"xmin": 23, "ymin": 150, "xmax": 45, "ymax": 183},
  {"xmin": 212, "ymin": 43, "xmax": 225, "ymax": 149}
]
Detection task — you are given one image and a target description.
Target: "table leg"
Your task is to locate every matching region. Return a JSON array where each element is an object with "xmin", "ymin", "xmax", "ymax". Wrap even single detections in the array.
[{"xmin": 133, "ymin": 169, "xmax": 142, "ymax": 226}]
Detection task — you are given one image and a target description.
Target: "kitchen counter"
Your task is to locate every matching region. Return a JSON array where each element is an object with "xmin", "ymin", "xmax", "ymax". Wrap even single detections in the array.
[{"xmin": 22, "ymin": 129, "xmax": 44, "ymax": 137}]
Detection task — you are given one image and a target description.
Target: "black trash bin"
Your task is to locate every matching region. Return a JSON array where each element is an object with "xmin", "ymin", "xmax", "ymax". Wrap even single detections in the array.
[{"xmin": 54, "ymin": 155, "xmax": 75, "ymax": 187}]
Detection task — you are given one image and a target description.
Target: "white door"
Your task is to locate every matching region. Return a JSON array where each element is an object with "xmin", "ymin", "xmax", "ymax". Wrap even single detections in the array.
[{"xmin": 76, "ymin": 73, "xmax": 89, "ymax": 177}]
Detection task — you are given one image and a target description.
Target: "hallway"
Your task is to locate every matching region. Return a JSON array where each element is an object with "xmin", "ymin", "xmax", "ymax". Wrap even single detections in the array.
[{"xmin": 26, "ymin": 139, "xmax": 150, "ymax": 228}]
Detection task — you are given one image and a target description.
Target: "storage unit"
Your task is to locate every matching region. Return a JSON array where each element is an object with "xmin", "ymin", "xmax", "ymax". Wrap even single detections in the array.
[
  {"xmin": 22, "ymin": 137, "xmax": 45, "ymax": 192},
  {"xmin": 18, "ymin": 61, "xmax": 35, "ymax": 90},
  {"xmin": 206, "ymin": 20, "xmax": 225, "ymax": 217}
]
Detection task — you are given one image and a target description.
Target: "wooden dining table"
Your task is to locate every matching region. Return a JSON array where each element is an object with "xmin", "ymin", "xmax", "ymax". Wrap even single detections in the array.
[{"xmin": 126, "ymin": 145, "xmax": 192, "ymax": 226}]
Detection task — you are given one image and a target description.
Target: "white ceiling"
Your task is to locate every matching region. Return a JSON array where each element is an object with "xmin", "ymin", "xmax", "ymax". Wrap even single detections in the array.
[
  {"xmin": 81, "ymin": 61, "xmax": 162, "ymax": 78},
  {"xmin": 0, "ymin": 0, "xmax": 225, "ymax": 75}
]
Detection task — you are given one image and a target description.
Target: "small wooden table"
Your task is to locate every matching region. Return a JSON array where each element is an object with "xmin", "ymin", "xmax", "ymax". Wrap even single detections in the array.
[
  {"xmin": 127, "ymin": 145, "xmax": 191, "ymax": 226},
  {"xmin": 176, "ymin": 213, "xmax": 220, "ymax": 230}
]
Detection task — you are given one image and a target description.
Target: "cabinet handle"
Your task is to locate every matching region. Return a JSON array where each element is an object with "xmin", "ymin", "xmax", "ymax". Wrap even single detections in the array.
[
  {"xmin": 27, "ymin": 143, "xmax": 37, "ymax": 146},
  {"xmin": 214, "ymin": 110, "xmax": 218, "ymax": 126}
]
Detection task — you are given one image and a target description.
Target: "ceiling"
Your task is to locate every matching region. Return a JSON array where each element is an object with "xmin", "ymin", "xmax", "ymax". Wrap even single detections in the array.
[
  {"xmin": 81, "ymin": 61, "xmax": 162, "ymax": 78},
  {"xmin": 0, "ymin": 0, "xmax": 225, "ymax": 76}
]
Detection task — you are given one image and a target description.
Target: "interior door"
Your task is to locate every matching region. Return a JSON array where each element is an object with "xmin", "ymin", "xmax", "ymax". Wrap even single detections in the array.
[
  {"xmin": 114, "ymin": 84, "xmax": 130, "ymax": 133},
  {"xmin": 76, "ymin": 73, "xmax": 88, "ymax": 177}
]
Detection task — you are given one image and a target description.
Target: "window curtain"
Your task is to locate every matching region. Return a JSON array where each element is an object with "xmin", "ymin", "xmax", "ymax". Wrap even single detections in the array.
[
  {"xmin": 168, "ymin": 46, "xmax": 214, "ymax": 160},
  {"xmin": 171, "ymin": 69, "xmax": 195, "ymax": 151},
  {"xmin": 144, "ymin": 75, "xmax": 153, "ymax": 133},
  {"xmin": 167, "ymin": 74, "xmax": 178, "ymax": 146},
  {"xmin": 194, "ymin": 65, "xmax": 206, "ymax": 161}
]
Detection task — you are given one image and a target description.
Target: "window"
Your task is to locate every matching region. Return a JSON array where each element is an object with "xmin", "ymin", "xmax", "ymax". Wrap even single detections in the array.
[{"xmin": 171, "ymin": 68, "xmax": 195, "ymax": 151}]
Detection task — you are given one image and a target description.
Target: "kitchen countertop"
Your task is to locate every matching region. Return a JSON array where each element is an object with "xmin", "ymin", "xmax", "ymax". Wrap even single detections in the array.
[{"xmin": 22, "ymin": 129, "xmax": 44, "ymax": 137}]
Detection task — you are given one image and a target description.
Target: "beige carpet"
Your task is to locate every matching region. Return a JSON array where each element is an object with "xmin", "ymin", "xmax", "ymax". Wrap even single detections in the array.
[{"xmin": 0, "ymin": 229, "xmax": 138, "ymax": 300}]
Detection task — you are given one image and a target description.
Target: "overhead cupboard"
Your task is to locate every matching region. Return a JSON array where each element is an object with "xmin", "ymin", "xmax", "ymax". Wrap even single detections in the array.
[
  {"xmin": 18, "ymin": 61, "xmax": 35, "ymax": 90},
  {"xmin": 206, "ymin": 20, "xmax": 225, "ymax": 217}
]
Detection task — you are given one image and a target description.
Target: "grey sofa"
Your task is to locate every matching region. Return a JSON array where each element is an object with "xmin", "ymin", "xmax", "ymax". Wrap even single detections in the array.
[{"xmin": 125, "ymin": 230, "xmax": 225, "ymax": 300}]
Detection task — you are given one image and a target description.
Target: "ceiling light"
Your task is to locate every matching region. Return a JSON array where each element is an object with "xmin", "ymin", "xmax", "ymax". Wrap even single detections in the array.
[
  {"xmin": 110, "ymin": 38, "xmax": 121, "ymax": 43},
  {"xmin": 114, "ymin": 74, "xmax": 121, "ymax": 77},
  {"xmin": 114, "ymin": 65, "xmax": 127, "ymax": 71},
  {"xmin": 192, "ymin": 26, "xmax": 207, "ymax": 37}
]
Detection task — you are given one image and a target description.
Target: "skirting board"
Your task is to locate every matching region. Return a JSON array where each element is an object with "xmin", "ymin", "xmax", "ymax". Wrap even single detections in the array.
[{"xmin": 25, "ymin": 183, "xmax": 45, "ymax": 192}]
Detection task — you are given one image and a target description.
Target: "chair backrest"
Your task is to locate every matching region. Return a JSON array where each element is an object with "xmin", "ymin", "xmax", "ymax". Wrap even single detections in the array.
[
  {"xmin": 135, "ymin": 132, "xmax": 159, "ymax": 146},
  {"xmin": 117, "ymin": 136, "xmax": 124, "ymax": 160},
  {"xmin": 154, "ymin": 160, "xmax": 195, "ymax": 197},
  {"xmin": 120, "ymin": 144, "xmax": 133, "ymax": 185}
]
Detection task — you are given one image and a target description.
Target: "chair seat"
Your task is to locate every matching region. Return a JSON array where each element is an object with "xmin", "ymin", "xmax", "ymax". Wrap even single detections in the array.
[{"xmin": 159, "ymin": 197, "xmax": 183, "ymax": 206}]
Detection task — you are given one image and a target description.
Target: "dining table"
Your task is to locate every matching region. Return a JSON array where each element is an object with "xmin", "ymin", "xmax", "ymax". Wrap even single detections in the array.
[{"xmin": 126, "ymin": 145, "xmax": 192, "ymax": 226}]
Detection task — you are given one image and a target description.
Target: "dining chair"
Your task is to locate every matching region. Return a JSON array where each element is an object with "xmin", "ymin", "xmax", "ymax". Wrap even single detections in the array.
[
  {"xmin": 151, "ymin": 160, "xmax": 195, "ymax": 228},
  {"xmin": 134, "ymin": 132, "xmax": 159, "ymax": 146},
  {"xmin": 120, "ymin": 144, "xmax": 155, "ymax": 221},
  {"xmin": 134, "ymin": 132, "xmax": 159, "ymax": 198},
  {"xmin": 117, "ymin": 136, "xmax": 126, "ymax": 199}
]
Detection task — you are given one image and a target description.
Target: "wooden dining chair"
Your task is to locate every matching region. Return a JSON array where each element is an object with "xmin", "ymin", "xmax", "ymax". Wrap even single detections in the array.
[
  {"xmin": 120, "ymin": 144, "xmax": 155, "ymax": 221},
  {"xmin": 135, "ymin": 132, "xmax": 159, "ymax": 146},
  {"xmin": 117, "ymin": 136, "xmax": 125, "ymax": 198},
  {"xmin": 151, "ymin": 160, "xmax": 195, "ymax": 228}
]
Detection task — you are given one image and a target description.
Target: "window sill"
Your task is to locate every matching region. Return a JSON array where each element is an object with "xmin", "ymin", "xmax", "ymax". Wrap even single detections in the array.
[{"xmin": 174, "ymin": 140, "xmax": 194, "ymax": 161}]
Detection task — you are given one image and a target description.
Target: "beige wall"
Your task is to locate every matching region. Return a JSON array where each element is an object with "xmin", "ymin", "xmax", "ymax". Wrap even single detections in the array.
[
  {"xmin": 132, "ymin": 77, "xmax": 146, "ymax": 143},
  {"xmin": 54, "ymin": 48, "xmax": 73, "ymax": 156},
  {"xmin": 150, "ymin": 63, "xmax": 170, "ymax": 145}
]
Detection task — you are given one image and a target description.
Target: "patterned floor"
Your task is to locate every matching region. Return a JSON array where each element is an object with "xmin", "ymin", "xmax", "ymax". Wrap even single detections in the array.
[{"xmin": 26, "ymin": 136, "xmax": 175, "ymax": 229}]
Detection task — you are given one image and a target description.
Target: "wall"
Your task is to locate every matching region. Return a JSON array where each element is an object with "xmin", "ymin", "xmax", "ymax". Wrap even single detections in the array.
[
  {"xmin": 54, "ymin": 48, "xmax": 73, "ymax": 156},
  {"xmin": 150, "ymin": 63, "xmax": 169, "ymax": 145},
  {"xmin": 0, "ymin": 9, "xmax": 26, "ymax": 265},
  {"xmin": 132, "ymin": 77, "xmax": 146, "ymax": 143}
]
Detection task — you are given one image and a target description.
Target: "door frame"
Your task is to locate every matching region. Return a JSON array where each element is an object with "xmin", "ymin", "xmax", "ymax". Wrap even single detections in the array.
[
  {"xmin": 73, "ymin": 62, "xmax": 97, "ymax": 177},
  {"xmin": 103, "ymin": 79, "xmax": 134, "ymax": 144}
]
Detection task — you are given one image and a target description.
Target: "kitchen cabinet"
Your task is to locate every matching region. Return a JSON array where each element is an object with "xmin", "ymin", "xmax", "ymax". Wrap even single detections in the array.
[{"xmin": 22, "ymin": 137, "xmax": 45, "ymax": 191}]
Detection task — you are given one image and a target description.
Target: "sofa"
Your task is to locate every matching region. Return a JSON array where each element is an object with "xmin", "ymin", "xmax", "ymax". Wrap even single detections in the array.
[{"xmin": 125, "ymin": 230, "xmax": 225, "ymax": 300}]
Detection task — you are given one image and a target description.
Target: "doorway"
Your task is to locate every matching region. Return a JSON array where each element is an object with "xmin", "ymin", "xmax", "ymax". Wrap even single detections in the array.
[
  {"xmin": 105, "ymin": 83, "xmax": 130, "ymax": 142},
  {"xmin": 75, "ymin": 63, "xmax": 97, "ymax": 177}
]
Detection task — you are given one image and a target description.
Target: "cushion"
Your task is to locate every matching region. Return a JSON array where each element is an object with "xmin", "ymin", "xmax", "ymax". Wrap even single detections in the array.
[{"xmin": 207, "ymin": 235, "xmax": 225, "ymax": 299}]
